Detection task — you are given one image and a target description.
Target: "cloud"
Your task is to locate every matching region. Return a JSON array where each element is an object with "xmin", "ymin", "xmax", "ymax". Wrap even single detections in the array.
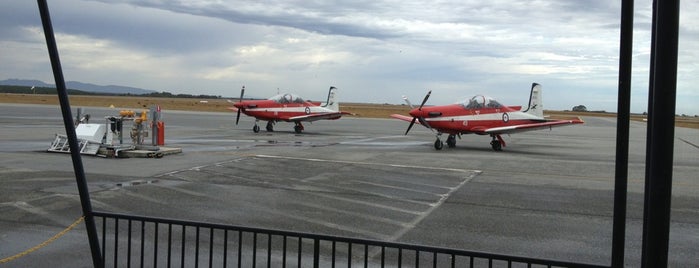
[{"xmin": 1, "ymin": 0, "xmax": 697, "ymax": 115}]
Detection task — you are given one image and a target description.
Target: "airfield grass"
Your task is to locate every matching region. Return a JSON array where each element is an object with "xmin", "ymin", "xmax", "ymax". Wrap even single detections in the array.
[{"xmin": 2, "ymin": 93, "xmax": 697, "ymax": 129}]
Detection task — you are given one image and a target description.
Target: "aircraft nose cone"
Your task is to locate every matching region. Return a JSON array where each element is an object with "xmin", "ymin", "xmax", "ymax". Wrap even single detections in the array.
[{"xmin": 408, "ymin": 108, "xmax": 421, "ymax": 117}]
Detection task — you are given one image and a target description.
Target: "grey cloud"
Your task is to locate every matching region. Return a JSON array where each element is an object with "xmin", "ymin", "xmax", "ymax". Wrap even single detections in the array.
[{"xmin": 95, "ymin": 0, "xmax": 404, "ymax": 40}]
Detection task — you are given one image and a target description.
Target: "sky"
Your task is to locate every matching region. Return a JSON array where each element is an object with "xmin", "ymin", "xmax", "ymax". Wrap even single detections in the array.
[{"xmin": 1, "ymin": 0, "xmax": 697, "ymax": 115}]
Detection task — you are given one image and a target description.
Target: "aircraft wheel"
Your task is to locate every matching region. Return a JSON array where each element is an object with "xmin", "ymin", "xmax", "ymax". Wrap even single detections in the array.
[
  {"xmin": 266, "ymin": 122, "xmax": 274, "ymax": 132},
  {"xmin": 294, "ymin": 125, "xmax": 303, "ymax": 134},
  {"xmin": 253, "ymin": 125, "xmax": 260, "ymax": 133},
  {"xmin": 491, "ymin": 140, "xmax": 502, "ymax": 151},
  {"xmin": 434, "ymin": 139, "xmax": 444, "ymax": 150},
  {"xmin": 446, "ymin": 135, "xmax": 456, "ymax": 148}
]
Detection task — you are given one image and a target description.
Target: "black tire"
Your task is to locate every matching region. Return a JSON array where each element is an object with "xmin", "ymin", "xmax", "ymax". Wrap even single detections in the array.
[
  {"xmin": 434, "ymin": 139, "xmax": 444, "ymax": 150},
  {"xmin": 491, "ymin": 140, "xmax": 502, "ymax": 151},
  {"xmin": 446, "ymin": 135, "xmax": 456, "ymax": 148},
  {"xmin": 294, "ymin": 125, "xmax": 302, "ymax": 134},
  {"xmin": 253, "ymin": 125, "xmax": 260, "ymax": 133}
]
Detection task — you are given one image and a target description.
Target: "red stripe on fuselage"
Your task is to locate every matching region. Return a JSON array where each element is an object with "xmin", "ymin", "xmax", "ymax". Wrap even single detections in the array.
[{"xmin": 235, "ymin": 100, "xmax": 320, "ymax": 122}]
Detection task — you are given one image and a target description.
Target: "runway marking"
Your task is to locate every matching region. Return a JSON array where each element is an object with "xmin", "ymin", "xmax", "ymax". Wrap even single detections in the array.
[
  {"xmin": 364, "ymin": 175, "xmax": 453, "ymax": 191},
  {"xmin": 386, "ymin": 171, "xmax": 479, "ymax": 242},
  {"xmin": 195, "ymin": 183, "xmax": 392, "ymax": 240},
  {"xmin": 294, "ymin": 178, "xmax": 433, "ymax": 207},
  {"xmin": 118, "ymin": 189, "xmax": 171, "ymax": 205},
  {"xmin": 153, "ymin": 184, "xmax": 209, "ymax": 197},
  {"xmin": 150, "ymin": 154, "xmax": 483, "ymax": 242},
  {"xmin": 305, "ymin": 191, "xmax": 422, "ymax": 216},
  {"xmin": 12, "ymin": 201, "xmax": 53, "ymax": 218},
  {"xmin": 351, "ymin": 179, "xmax": 446, "ymax": 196},
  {"xmin": 255, "ymin": 154, "xmax": 480, "ymax": 173},
  {"xmin": 679, "ymin": 137, "xmax": 699, "ymax": 149},
  {"xmin": 288, "ymin": 200, "xmax": 410, "ymax": 228}
]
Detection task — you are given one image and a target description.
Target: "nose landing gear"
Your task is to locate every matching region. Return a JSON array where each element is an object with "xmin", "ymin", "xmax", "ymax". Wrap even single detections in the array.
[
  {"xmin": 434, "ymin": 138, "xmax": 444, "ymax": 150},
  {"xmin": 252, "ymin": 120, "xmax": 260, "ymax": 133},
  {"xmin": 434, "ymin": 133, "xmax": 458, "ymax": 150}
]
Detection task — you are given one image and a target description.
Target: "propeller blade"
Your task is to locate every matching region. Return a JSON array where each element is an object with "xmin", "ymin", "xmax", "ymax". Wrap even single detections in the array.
[
  {"xmin": 404, "ymin": 90, "xmax": 432, "ymax": 135},
  {"xmin": 418, "ymin": 90, "xmax": 431, "ymax": 110},
  {"xmin": 235, "ymin": 85, "xmax": 245, "ymax": 125},
  {"xmin": 417, "ymin": 116, "xmax": 432, "ymax": 131},
  {"xmin": 402, "ymin": 95, "xmax": 414, "ymax": 109},
  {"xmin": 239, "ymin": 86, "xmax": 245, "ymax": 102},
  {"xmin": 405, "ymin": 117, "xmax": 417, "ymax": 135}
]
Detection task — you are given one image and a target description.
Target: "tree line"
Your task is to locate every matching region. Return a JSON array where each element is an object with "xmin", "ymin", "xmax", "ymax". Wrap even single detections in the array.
[{"xmin": 0, "ymin": 85, "xmax": 222, "ymax": 99}]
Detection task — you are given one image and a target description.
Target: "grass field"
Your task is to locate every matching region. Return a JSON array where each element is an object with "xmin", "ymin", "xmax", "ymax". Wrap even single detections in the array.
[{"xmin": 2, "ymin": 93, "xmax": 697, "ymax": 129}]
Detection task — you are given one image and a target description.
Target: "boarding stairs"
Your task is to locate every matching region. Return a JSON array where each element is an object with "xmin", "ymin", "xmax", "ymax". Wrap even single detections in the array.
[{"xmin": 48, "ymin": 134, "xmax": 100, "ymax": 155}]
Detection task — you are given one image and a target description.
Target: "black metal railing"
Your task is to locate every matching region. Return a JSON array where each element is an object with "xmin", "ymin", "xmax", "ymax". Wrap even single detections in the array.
[{"xmin": 93, "ymin": 211, "xmax": 606, "ymax": 268}]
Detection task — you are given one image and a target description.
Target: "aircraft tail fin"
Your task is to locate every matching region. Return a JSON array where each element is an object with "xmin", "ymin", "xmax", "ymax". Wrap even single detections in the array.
[
  {"xmin": 321, "ymin": 86, "xmax": 339, "ymax": 111},
  {"xmin": 522, "ymin": 83, "xmax": 544, "ymax": 118}
]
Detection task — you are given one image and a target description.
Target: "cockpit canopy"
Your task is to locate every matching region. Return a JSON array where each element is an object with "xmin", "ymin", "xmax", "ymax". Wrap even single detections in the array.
[
  {"xmin": 458, "ymin": 95, "xmax": 503, "ymax": 109},
  {"xmin": 268, "ymin": 93, "xmax": 306, "ymax": 104}
]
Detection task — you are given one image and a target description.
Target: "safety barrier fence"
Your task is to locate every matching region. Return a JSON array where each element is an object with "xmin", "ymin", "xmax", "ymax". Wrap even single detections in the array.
[{"xmin": 93, "ymin": 211, "xmax": 606, "ymax": 268}]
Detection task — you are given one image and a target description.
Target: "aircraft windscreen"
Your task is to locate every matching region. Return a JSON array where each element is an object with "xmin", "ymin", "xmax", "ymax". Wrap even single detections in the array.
[
  {"xmin": 268, "ymin": 93, "xmax": 305, "ymax": 104},
  {"xmin": 459, "ymin": 95, "xmax": 502, "ymax": 109}
]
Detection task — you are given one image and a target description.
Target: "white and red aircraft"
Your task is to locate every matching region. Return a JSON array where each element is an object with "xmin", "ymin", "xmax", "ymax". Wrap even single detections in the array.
[
  {"xmin": 230, "ymin": 86, "xmax": 350, "ymax": 133},
  {"xmin": 391, "ymin": 83, "xmax": 584, "ymax": 151}
]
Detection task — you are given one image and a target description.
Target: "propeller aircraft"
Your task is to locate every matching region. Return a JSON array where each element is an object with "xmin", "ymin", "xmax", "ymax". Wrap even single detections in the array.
[
  {"xmin": 230, "ymin": 86, "xmax": 350, "ymax": 133},
  {"xmin": 391, "ymin": 83, "xmax": 584, "ymax": 151}
]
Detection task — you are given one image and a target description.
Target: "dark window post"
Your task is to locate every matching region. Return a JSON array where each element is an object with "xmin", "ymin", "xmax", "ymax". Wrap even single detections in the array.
[
  {"xmin": 641, "ymin": 0, "xmax": 680, "ymax": 267},
  {"xmin": 37, "ymin": 1, "xmax": 103, "ymax": 267}
]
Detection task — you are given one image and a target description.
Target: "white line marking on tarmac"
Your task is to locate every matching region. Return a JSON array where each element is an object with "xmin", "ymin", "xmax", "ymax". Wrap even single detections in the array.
[
  {"xmin": 387, "ymin": 172, "xmax": 479, "ymax": 241},
  {"xmin": 306, "ymin": 191, "xmax": 422, "ymax": 216},
  {"xmin": 255, "ymin": 154, "xmax": 480, "ymax": 173},
  {"xmin": 352, "ymin": 180, "xmax": 445, "ymax": 196},
  {"xmin": 297, "ymin": 178, "xmax": 433, "ymax": 207}
]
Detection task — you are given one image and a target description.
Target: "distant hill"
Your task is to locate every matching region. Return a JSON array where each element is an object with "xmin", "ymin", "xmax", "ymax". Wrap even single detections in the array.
[{"xmin": 0, "ymin": 79, "xmax": 156, "ymax": 95}]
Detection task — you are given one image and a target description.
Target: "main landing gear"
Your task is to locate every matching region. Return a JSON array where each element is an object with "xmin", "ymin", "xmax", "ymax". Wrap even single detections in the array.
[
  {"xmin": 490, "ymin": 134, "xmax": 505, "ymax": 151},
  {"xmin": 252, "ymin": 120, "xmax": 274, "ymax": 133},
  {"xmin": 251, "ymin": 120, "xmax": 304, "ymax": 133},
  {"xmin": 433, "ymin": 133, "xmax": 504, "ymax": 151},
  {"xmin": 446, "ymin": 134, "xmax": 457, "ymax": 148},
  {"xmin": 293, "ymin": 122, "xmax": 305, "ymax": 134}
]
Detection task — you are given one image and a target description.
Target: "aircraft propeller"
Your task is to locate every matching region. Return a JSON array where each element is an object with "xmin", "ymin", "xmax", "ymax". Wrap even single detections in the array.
[
  {"xmin": 404, "ymin": 90, "xmax": 431, "ymax": 135},
  {"xmin": 235, "ymin": 86, "xmax": 245, "ymax": 125}
]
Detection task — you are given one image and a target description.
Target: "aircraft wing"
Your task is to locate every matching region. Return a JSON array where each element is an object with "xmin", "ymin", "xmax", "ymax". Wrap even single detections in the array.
[
  {"xmin": 390, "ymin": 114, "xmax": 416, "ymax": 123},
  {"xmin": 483, "ymin": 118, "xmax": 584, "ymax": 134},
  {"xmin": 289, "ymin": 112, "xmax": 350, "ymax": 122}
]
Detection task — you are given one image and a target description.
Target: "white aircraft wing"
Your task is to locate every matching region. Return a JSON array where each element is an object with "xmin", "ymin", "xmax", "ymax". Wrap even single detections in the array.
[
  {"xmin": 484, "ymin": 118, "xmax": 584, "ymax": 134},
  {"xmin": 289, "ymin": 112, "xmax": 350, "ymax": 122}
]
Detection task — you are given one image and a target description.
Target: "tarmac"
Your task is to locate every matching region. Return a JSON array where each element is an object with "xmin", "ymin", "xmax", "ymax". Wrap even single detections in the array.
[{"xmin": 0, "ymin": 103, "xmax": 697, "ymax": 267}]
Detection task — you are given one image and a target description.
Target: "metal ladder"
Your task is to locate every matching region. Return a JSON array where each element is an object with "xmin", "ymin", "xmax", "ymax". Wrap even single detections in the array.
[{"xmin": 47, "ymin": 134, "xmax": 99, "ymax": 155}]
